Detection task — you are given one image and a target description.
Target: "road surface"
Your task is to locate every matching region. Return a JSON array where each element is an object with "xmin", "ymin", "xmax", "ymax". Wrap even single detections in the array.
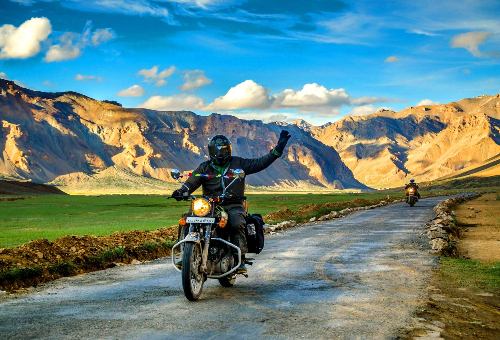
[{"xmin": 0, "ymin": 198, "xmax": 442, "ymax": 339}]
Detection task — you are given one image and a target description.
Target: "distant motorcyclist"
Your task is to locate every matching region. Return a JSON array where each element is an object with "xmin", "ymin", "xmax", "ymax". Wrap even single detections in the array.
[
  {"xmin": 171, "ymin": 130, "xmax": 291, "ymax": 273},
  {"xmin": 404, "ymin": 179, "xmax": 421, "ymax": 199}
]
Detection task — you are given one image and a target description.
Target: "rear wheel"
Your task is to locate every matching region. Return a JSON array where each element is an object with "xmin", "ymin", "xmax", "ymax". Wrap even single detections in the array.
[
  {"xmin": 218, "ymin": 275, "xmax": 236, "ymax": 287},
  {"xmin": 181, "ymin": 242, "xmax": 204, "ymax": 301}
]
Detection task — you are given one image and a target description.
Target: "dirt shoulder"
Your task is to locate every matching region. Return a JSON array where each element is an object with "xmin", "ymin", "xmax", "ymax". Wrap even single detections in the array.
[
  {"xmin": 0, "ymin": 228, "xmax": 178, "ymax": 292},
  {"xmin": 455, "ymin": 193, "xmax": 500, "ymax": 262},
  {"xmin": 406, "ymin": 193, "xmax": 500, "ymax": 339}
]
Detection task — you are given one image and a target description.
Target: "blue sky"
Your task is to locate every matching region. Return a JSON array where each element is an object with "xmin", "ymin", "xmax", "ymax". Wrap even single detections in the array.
[{"xmin": 0, "ymin": 0, "xmax": 499, "ymax": 125}]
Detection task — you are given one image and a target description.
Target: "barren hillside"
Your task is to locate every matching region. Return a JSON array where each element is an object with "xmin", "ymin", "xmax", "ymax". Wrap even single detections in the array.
[
  {"xmin": 311, "ymin": 95, "xmax": 500, "ymax": 188},
  {"xmin": 0, "ymin": 79, "xmax": 364, "ymax": 191}
]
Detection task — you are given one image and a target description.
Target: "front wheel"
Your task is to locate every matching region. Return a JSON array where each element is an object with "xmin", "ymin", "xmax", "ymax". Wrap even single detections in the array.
[
  {"xmin": 218, "ymin": 275, "xmax": 236, "ymax": 287},
  {"xmin": 182, "ymin": 242, "xmax": 204, "ymax": 301}
]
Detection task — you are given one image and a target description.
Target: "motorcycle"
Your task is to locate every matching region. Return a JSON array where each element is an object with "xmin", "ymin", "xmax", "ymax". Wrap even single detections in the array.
[
  {"xmin": 169, "ymin": 168, "xmax": 250, "ymax": 301},
  {"xmin": 406, "ymin": 187, "xmax": 419, "ymax": 207}
]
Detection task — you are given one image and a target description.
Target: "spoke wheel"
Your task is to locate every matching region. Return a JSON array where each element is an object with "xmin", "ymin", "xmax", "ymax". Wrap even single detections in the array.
[{"xmin": 182, "ymin": 242, "xmax": 204, "ymax": 301}]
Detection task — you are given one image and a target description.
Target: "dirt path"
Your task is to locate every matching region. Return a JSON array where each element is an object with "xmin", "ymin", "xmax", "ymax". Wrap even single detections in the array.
[
  {"xmin": 456, "ymin": 193, "xmax": 500, "ymax": 261},
  {"xmin": 0, "ymin": 198, "xmax": 442, "ymax": 339}
]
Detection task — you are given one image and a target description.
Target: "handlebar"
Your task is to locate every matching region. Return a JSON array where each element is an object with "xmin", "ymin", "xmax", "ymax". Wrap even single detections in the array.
[{"xmin": 175, "ymin": 173, "xmax": 242, "ymax": 180}]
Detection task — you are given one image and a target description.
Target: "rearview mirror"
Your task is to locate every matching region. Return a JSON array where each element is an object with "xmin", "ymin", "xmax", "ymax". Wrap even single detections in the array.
[
  {"xmin": 232, "ymin": 168, "xmax": 245, "ymax": 179},
  {"xmin": 170, "ymin": 169, "xmax": 181, "ymax": 180}
]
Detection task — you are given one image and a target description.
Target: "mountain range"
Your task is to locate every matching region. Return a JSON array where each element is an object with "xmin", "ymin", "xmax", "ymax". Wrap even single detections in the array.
[
  {"xmin": 0, "ymin": 79, "xmax": 363, "ymax": 192},
  {"xmin": 0, "ymin": 78, "xmax": 498, "ymax": 192},
  {"xmin": 310, "ymin": 95, "xmax": 499, "ymax": 188}
]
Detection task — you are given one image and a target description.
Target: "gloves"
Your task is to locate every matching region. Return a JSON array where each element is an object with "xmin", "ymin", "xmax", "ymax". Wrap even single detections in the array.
[
  {"xmin": 171, "ymin": 188, "xmax": 188, "ymax": 201},
  {"xmin": 273, "ymin": 130, "xmax": 291, "ymax": 156}
]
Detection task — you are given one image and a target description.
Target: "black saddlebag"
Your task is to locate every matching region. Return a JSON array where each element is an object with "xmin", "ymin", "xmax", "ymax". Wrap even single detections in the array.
[{"xmin": 245, "ymin": 214, "xmax": 265, "ymax": 254}]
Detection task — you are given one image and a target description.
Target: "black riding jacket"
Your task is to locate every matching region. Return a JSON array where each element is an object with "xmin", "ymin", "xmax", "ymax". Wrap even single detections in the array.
[
  {"xmin": 405, "ymin": 183, "xmax": 419, "ymax": 190},
  {"xmin": 182, "ymin": 152, "xmax": 279, "ymax": 204}
]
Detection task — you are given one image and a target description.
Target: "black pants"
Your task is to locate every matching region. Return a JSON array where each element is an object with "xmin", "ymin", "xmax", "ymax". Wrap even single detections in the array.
[{"xmin": 224, "ymin": 204, "xmax": 248, "ymax": 256}]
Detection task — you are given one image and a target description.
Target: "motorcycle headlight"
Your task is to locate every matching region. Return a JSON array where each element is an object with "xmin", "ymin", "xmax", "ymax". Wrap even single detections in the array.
[
  {"xmin": 191, "ymin": 198, "xmax": 211, "ymax": 217},
  {"xmin": 409, "ymin": 188, "xmax": 415, "ymax": 194}
]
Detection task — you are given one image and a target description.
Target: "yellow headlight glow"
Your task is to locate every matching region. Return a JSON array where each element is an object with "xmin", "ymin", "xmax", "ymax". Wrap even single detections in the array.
[{"xmin": 191, "ymin": 198, "xmax": 211, "ymax": 217}]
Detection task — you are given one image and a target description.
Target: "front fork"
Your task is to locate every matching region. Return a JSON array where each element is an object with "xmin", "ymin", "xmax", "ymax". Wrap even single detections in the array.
[
  {"xmin": 200, "ymin": 224, "xmax": 212, "ymax": 273},
  {"xmin": 171, "ymin": 223, "xmax": 242, "ymax": 278}
]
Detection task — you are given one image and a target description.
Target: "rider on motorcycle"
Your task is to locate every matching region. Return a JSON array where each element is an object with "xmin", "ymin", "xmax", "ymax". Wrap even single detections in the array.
[
  {"xmin": 404, "ymin": 179, "xmax": 421, "ymax": 199},
  {"xmin": 171, "ymin": 130, "xmax": 291, "ymax": 273}
]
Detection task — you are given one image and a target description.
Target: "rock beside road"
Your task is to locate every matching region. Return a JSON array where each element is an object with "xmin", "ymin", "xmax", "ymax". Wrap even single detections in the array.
[{"xmin": 423, "ymin": 193, "xmax": 481, "ymax": 255}]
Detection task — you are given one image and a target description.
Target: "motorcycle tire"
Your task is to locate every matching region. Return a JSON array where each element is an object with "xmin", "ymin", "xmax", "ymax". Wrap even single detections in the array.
[
  {"xmin": 182, "ymin": 242, "xmax": 204, "ymax": 301},
  {"xmin": 218, "ymin": 275, "xmax": 236, "ymax": 287}
]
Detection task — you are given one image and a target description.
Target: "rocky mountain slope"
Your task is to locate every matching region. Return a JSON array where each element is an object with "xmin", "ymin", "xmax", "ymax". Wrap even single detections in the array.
[
  {"xmin": 0, "ymin": 79, "xmax": 364, "ymax": 190},
  {"xmin": 310, "ymin": 95, "xmax": 500, "ymax": 188}
]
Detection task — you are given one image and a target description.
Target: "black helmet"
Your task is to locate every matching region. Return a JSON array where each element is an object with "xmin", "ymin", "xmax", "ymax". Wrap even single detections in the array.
[
  {"xmin": 410, "ymin": 179, "xmax": 415, "ymax": 183},
  {"xmin": 208, "ymin": 135, "xmax": 232, "ymax": 166}
]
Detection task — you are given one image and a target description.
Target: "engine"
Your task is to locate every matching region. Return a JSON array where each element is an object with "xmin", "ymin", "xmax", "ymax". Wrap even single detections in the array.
[{"xmin": 207, "ymin": 244, "xmax": 234, "ymax": 275}]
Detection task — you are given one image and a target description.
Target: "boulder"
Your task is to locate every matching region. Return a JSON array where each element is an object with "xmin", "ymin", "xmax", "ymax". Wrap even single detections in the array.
[{"xmin": 430, "ymin": 238, "xmax": 449, "ymax": 252}]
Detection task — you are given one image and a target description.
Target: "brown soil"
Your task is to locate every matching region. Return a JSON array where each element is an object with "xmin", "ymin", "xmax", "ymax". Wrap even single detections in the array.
[
  {"xmin": 405, "ymin": 193, "xmax": 500, "ymax": 339},
  {"xmin": 407, "ymin": 275, "xmax": 500, "ymax": 339},
  {"xmin": 0, "ymin": 227, "xmax": 178, "ymax": 292},
  {"xmin": 455, "ymin": 193, "xmax": 500, "ymax": 262}
]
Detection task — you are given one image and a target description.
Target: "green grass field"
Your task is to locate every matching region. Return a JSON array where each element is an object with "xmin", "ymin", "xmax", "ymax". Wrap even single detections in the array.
[{"xmin": 0, "ymin": 191, "xmax": 402, "ymax": 248}]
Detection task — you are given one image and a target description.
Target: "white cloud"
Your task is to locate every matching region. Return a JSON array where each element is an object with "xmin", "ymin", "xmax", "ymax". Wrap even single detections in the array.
[
  {"xmin": 138, "ymin": 65, "xmax": 176, "ymax": 87},
  {"xmin": 417, "ymin": 99, "xmax": 438, "ymax": 106},
  {"xmin": 181, "ymin": 70, "xmax": 212, "ymax": 91},
  {"xmin": 385, "ymin": 56, "xmax": 399, "ymax": 63},
  {"xmin": 75, "ymin": 73, "xmax": 102, "ymax": 81},
  {"xmin": 171, "ymin": 0, "xmax": 220, "ymax": 7},
  {"xmin": 206, "ymin": 80, "xmax": 272, "ymax": 110},
  {"xmin": 274, "ymin": 83, "xmax": 350, "ymax": 113},
  {"xmin": 0, "ymin": 71, "xmax": 7, "ymax": 79},
  {"xmin": 44, "ymin": 22, "xmax": 115, "ymax": 63},
  {"xmin": 45, "ymin": 32, "xmax": 81, "ymax": 62},
  {"xmin": 118, "ymin": 84, "xmax": 145, "ymax": 97},
  {"xmin": 204, "ymin": 80, "xmax": 388, "ymax": 119},
  {"xmin": 91, "ymin": 28, "xmax": 115, "ymax": 46},
  {"xmin": 451, "ymin": 31, "xmax": 491, "ymax": 57},
  {"xmin": 351, "ymin": 106, "xmax": 393, "ymax": 116},
  {"xmin": 350, "ymin": 105, "xmax": 377, "ymax": 116},
  {"xmin": 140, "ymin": 94, "xmax": 205, "ymax": 111},
  {"xmin": 409, "ymin": 29, "xmax": 439, "ymax": 37},
  {"xmin": 0, "ymin": 17, "xmax": 51, "ymax": 59}
]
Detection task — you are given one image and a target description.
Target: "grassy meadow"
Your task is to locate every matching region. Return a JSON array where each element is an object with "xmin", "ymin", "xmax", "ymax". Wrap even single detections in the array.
[
  {"xmin": 0, "ymin": 191, "xmax": 403, "ymax": 248},
  {"xmin": 2, "ymin": 175, "xmax": 497, "ymax": 249}
]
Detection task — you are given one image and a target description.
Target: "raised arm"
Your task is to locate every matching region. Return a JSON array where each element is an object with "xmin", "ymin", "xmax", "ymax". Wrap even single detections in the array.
[{"xmin": 240, "ymin": 130, "xmax": 291, "ymax": 175}]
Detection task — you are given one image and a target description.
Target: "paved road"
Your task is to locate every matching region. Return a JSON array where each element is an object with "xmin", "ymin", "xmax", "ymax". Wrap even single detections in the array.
[{"xmin": 0, "ymin": 198, "xmax": 442, "ymax": 339}]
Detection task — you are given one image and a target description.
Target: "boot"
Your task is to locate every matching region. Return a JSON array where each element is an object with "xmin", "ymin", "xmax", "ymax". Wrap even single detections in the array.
[{"xmin": 236, "ymin": 255, "xmax": 247, "ymax": 274}]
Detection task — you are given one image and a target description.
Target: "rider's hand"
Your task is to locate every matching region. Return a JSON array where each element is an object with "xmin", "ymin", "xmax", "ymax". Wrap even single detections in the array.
[
  {"xmin": 171, "ymin": 189, "xmax": 187, "ymax": 201},
  {"xmin": 273, "ymin": 130, "xmax": 291, "ymax": 156}
]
